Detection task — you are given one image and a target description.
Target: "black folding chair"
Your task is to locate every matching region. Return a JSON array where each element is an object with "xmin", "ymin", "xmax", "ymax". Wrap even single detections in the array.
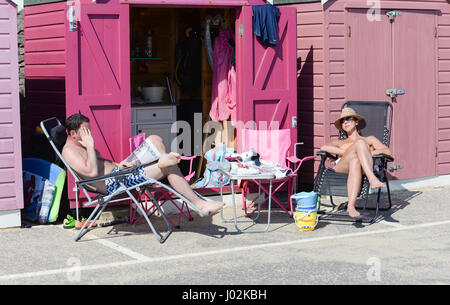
[
  {"xmin": 313, "ymin": 101, "xmax": 394, "ymax": 223},
  {"xmin": 40, "ymin": 117, "xmax": 208, "ymax": 243}
]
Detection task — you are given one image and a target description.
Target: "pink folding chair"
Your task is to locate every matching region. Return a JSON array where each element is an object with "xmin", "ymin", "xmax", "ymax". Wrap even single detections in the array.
[
  {"xmin": 240, "ymin": 128, "xmax": 315, "ymax": 217},
  {"xmin": 128, "ymin": 134, "xmax": 196, "ymax": 228}
]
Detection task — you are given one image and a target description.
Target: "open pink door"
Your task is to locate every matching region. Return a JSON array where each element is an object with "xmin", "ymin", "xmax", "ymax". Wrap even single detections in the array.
[
  {"xmin": 65, "ymin": 1, "xmax": 130, "ymax": 207},
  {"xmin": 236, "ymin": 6, "xmax": 297, "ymax": 154}
]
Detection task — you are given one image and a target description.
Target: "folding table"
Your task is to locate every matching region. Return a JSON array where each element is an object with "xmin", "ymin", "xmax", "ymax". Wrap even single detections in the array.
[{"xmin": 219, "ymin": 168, "xmax": 275, "ymax": 233}]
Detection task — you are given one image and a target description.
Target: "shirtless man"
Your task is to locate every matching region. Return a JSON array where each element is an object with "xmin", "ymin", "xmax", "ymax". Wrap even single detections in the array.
[
  {"xmin": 61, "ymin": 113, "xmax": 225, "ymax": 216},
  {"xmin": 320, "ymin": 108, "xmax": 391, "ymax": 218}
]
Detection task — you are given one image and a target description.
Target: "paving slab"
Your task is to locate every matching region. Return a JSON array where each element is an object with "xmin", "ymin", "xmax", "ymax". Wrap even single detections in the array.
[{"xmin": 1, "ymin": 187, "xmax": 449, "ymax": 286}]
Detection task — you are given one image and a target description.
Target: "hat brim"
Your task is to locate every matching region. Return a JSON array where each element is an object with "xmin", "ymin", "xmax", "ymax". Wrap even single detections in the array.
[{"xmin": 334, "ymin": 114, "xmax": 364, "ymax": 130}]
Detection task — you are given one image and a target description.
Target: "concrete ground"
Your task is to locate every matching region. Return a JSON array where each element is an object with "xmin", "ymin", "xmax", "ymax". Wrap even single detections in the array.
[{"xmin": 0, "ymin": 186, "xmax": 449, "ymax": 288}]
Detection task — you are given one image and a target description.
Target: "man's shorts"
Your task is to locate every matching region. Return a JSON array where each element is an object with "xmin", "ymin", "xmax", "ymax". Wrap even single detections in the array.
[{"xmin": 106, "ymin": 166, "xmax": 147, "ymax": 195}]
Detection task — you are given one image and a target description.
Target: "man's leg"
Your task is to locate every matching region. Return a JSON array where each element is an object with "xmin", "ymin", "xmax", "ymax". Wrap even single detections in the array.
[{"xmin": 144, "ymin": 135, "xmax": 225, "ymax": 215}]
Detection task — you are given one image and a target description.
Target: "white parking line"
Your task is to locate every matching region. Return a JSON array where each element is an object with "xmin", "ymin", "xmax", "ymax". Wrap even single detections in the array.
[
  {"xmin": 1, "ymin": 219, "xmax": 450, "ymax": 281},
  {"xmin": 378, "ymin": 220, "xmax": 405, "ymax": 228}
]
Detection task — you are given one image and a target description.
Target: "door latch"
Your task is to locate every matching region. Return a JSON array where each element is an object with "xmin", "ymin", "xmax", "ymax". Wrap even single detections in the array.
[
  {"xmin": 386, "ymin": 10, "xmax": 401, "ymax": 22},
  {"xmin": 386, "ymin": 88, "xmax": 405, "ymax": 99}
]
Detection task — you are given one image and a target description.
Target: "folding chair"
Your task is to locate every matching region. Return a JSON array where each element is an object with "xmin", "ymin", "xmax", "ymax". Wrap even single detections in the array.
[
  {"xmin": 240, "ymin": 128, "xmax": 315, "ymax": 217},
  {"xmin": 313, "ymin": 101, "xmax": 394, "ymax": 223},
  {"xmin": 40, "ymin": 117, "xmax": 208, "ymax": 243}
]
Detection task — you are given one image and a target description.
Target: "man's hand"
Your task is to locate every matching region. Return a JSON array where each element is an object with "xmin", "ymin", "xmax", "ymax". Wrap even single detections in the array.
[
  {"xmin": 78, "ymin": 126, "xmax": 95, "ymax": 149},
  {"xmin": 118, "ymin": 161, "xmax": 134, "ymax": 168}
]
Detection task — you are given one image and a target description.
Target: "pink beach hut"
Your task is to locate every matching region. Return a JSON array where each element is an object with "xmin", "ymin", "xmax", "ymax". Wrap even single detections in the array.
[
  {"xmin": 0, "ymin": 0, "xmax": 23, "ymax": 228},
  {"xmin": 276, "ymin": 0, "xmax": 450, "ymax": 181},
  {"xmin": 22, "ymin": 0, "xmax": 301, "ymax": 208}
]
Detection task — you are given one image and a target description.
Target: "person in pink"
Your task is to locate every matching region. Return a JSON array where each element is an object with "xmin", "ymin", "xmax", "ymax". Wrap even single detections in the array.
[{"xmin": 209, "ymin": 28, "xmax": 236, "ymax": 123}]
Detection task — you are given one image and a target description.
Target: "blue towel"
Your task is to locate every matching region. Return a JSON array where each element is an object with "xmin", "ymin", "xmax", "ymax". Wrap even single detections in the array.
[{"xmin": 252, "ymin": 4, "xmax": 280, "ymax": 46}]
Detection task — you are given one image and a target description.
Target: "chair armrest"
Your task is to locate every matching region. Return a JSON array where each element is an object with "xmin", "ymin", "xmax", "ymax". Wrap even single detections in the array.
[
  {"xmin": 180, "ymin": 155, "xmax": 197, "ymax": 178},
  {"xmin": 76, "ymin": 165, "xmax": 144, "ymax": 186},
  {"xmin": 316, "ymin": 150, "xmax": 338, "ymax": 161},
  {"xmin": 180, "ymin": 156, "xmax": 196, "ymax": 161},
  {"xmin": 372, "ymin": 153, "xmax": 394, "ymax": 162}
]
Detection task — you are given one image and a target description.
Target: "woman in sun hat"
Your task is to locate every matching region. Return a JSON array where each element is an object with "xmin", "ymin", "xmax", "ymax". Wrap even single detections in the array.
[{"xmin": 320, "ymin": 107, "xmax": 392, "ymax": 218}]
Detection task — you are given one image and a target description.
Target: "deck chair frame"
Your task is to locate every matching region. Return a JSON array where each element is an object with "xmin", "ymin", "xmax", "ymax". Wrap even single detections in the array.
[
  {"xmin": 40, "ymin": 117, "xmax": 208, "ymax": 243},
  {"xmin": 313, "ymin": 101, "xmax": 394, "ymax": 223}
]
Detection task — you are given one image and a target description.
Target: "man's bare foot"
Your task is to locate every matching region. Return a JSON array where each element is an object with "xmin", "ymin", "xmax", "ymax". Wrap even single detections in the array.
[
  {"xmin": 369, "ymin": 177, "xmax": 385, "ymax": 190},
  {"xmin": 158, "ymin": 152, "xmax": 181, "ymax": 169},
  {"xmin": 194, "ymin": 199, "xmax": 225, "ymax": 217},
  {"xmin": 347, "ymin": 206, "xmax": 361, "ymax": 218}
]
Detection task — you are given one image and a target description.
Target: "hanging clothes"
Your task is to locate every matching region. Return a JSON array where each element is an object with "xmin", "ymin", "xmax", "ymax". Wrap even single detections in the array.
[
  {"xmin": 252, "ymin": 4, "xmax": 280, "ymax": 46},
  {"xmin": 209, "ymin": 28, "xmax": 237, "ymax": 122}
]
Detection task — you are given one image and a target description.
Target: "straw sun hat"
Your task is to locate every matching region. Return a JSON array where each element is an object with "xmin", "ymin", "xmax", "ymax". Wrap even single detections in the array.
[{"xmin": 334, "ymin": 107, "xmax": 364, "ymax": 130}]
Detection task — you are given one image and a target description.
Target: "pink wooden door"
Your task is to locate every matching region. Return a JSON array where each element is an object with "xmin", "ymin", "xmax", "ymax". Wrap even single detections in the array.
[
  {"xmin": 65, "ymin": 1, "xmax": 130, "ymax": 207},
  {"xmin": 236, "ymin": 6, "xmax": 298, "ymax": 155},
  {"xmin": 0, "ymin": 0, "xmax": 23, "ymax": 211},
  {"xmin": 346, "ymin": 9, "xmax": 436, "ymax": 180},
  {"xmin": 346, "ymin": 9, "xmax": 392, "ymax": 101},
  {"xmin": 391, "ymin": 10, "xmax": 436, "ymax": 179}
]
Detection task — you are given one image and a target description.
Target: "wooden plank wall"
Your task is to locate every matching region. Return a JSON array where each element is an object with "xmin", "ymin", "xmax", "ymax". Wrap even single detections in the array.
[
  {"xmin": 437, "ymin": 2, "xmax": 450, "ymax": 175},
  {"xmin": 23, "ymin": 1, "xmax": 66, "ymax": 149},
  {"xmin": 292, "ymin": 1, "xmax": 325, "ymax": 183},
  {"xmin": 0, "ymin": 0, "xmax": 23, "ymax": 210},
  {"xmin": 322, "ymin": 0, "xmax": 450, "ymax": 177}
]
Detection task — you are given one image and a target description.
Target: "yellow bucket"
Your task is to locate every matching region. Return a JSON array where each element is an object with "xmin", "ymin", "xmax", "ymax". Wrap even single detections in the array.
[{"xmin": 294, "ymin": 209, "xmax": 318, "ymax": 231}]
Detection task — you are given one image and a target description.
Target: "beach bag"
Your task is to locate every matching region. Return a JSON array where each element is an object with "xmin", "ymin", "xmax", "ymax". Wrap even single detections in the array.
[{"xmin": 194, "ymin": 144, "xmax": 231, "ymax": 188}]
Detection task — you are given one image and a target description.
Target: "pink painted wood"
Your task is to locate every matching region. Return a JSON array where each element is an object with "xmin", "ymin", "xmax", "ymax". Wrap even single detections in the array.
[
  {"xmin": 0, "ymin": 0, "xmax": 23, "ymax": 211},
  {"xmin": 23, "ymin": 2, "xmax": 66, "ymax": 142},
  {"xmin": 345, "ymin": 7, "xmax": 437, "ymax": 179},
  {"xmin": 120, "ymin": 0, "xmax": 265, "ymax": 6},
  {"xmin": 236, "ymin": 5, "xmax": 298, "ymax": 155},
  {"xmin": 65, "ymin": 0, "xmax": 131, "ymax": 207},
  {"xmin": 391, "ymin": 9, "xmax": 437, "ymax": 179}
]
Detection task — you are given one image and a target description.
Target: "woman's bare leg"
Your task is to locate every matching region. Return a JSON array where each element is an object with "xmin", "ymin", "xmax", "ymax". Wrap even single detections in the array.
[
  {"xmin": 346, "ymin": 157, "xmax": 362, "ymax": 217},
  {"xmin": 335, "ymin": 140, "xmax": 384, "ymax": 189}
]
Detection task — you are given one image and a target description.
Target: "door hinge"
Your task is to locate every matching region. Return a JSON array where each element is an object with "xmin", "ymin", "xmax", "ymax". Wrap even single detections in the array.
[
  {"xmin": 347, "ymin": 25, "xmax": 351, "ymax": 38},
  {"xmin": 68, "ymin": 5, "xmax": 78, "ymax": 32},
  {"xmin": 436, "ymin": 146, "xmax": 438, "ymax": 158},
  {"xmin": 292, "ymin": 116, "xmax": 297, "ymax": 128},
  {"xmin": 435, "ymin": 26, "xmax": 438, "ymax": 38},
  {"xmin": 386, "ymin": 10, "xmax": 401, "ymax": 22}
]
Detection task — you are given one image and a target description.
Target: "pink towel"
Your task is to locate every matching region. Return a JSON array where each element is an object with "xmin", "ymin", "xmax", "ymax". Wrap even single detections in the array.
[
  {"xmin": 209, "ymin": 28, "xmax": 236, "ymax": 122},
  {"xmin": 240, "ymin": 129, "xmax": 291, "ymax": 168}
]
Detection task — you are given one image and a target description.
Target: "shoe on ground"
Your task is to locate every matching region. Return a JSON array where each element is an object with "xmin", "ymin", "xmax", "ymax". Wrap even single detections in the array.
[
  {"xmin": 75, "ymin": 217, "xmax": 98, "ymax": 230},
  {"xmin": 63, "ymin": 215, "xmax": 76, "ymax": 229}
]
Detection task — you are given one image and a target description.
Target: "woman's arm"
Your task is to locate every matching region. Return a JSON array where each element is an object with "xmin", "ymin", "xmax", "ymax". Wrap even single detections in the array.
[
  {"xmin": 320, "ymin": 139, "xmax": 345, "ymax": 156},
  {"xmin": 367, "ymin": 136, "xmax": 391, "ymax": 156}
]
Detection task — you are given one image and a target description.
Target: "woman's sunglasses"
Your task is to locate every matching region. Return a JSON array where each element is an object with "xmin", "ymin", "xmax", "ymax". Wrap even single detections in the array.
[{"xmin": 340, "ymin": 117, "xmax": 356, "ymax": 124}]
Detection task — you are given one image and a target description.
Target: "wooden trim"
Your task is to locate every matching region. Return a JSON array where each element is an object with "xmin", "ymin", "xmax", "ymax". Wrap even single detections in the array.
[
  {"xmin": 24, "ymin": 0, "xmax": 65, "ymax": 7},
  {"xmin": 120, "ymin": 0, "xmax": 248, "ymax": 6},
  {"xmin": 344, "ymin": 1, "xmax": 446, "ymax": 12},
  {"xmin": 274, "ymin": 0, "xmax": 320, "ymax": 4}
]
